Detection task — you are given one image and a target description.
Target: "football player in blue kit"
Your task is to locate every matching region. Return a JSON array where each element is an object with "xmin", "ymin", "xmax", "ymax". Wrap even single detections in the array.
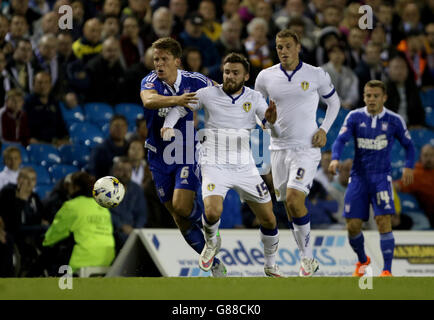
[
  {"xmin": 329, "ymin": 80, "xmax": 415, "ymax": 277},
  {"xmin": 140, "ymin": 37, "xmax": 226, "ymax": 277}
]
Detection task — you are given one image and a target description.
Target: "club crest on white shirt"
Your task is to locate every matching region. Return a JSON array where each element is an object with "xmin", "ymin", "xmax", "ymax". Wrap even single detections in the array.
[
  {"xmin": 301, "ymin": 81, "xmax": 309, "ymax": 91},
  {"xmin": 243, "ymin": 102, "xmax": 252, "ymax": 112}
]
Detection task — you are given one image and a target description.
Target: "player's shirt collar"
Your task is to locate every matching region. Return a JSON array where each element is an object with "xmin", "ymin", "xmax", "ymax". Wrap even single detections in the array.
[
  {"xmin": 363, "ymin": 106, "xmax": 386, "ymax": 119},
  {"xmin": 221, "ymin": 84, "xmax": 246, "ymax": 104},
  {"xmin": 162, "ymin": 69, "xmax": 182, "ymax": 94},
  {"xmin": 280, "ymin": 60, "xmax": 303, "ymax": 82}
]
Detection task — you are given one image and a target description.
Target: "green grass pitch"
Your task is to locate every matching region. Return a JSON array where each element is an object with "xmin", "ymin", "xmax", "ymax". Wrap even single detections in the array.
[{"xmin": 1, "ymin": 277, "xmax": 434, "ymax": 300}]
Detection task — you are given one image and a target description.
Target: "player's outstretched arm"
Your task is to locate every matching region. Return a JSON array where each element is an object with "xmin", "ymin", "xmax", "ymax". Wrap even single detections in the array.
[{"xmin": 140, "ymin": 90, "xmax": 198, "ymax": 110}]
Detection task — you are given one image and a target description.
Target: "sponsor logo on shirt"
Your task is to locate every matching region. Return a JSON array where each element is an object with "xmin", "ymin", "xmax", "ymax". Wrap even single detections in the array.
[
  {"xmin": 381, "ymin": 122, "xmax": 388, "ymax": 131},
  {"xmin": 357, "ymin": 134, "xmax": 388, "ymax": 150},
  {"xmin": 144, "ymin": 82, "xmax": 154, "ymax": 89}
]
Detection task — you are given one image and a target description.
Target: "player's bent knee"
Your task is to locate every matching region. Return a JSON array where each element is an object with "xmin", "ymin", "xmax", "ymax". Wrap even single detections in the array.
[
  {"xmin": 204, "ymin": 203, "xmax": 223, "ymax": 223},
  {"xmin": 257, "ymin": 213, "xmax": 277, "ymax": 229},
  {"xmin": 172, "ymin": 200, "xmax": 194, "ymax": 218},
  {"xmin": 375, "ymin": 215, "xmax": 392, "ymax": 233}
]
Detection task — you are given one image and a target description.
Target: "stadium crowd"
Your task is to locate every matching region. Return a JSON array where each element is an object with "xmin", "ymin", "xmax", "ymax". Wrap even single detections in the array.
[{"xmin": 0, "ymin": 0, "xmax": 433, "ymax": 277}]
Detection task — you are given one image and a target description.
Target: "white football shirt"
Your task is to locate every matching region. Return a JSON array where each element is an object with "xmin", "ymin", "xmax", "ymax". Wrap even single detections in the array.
[{"xmin": 255, "ymin": 61, "xmax": 337, "ymax": 149}]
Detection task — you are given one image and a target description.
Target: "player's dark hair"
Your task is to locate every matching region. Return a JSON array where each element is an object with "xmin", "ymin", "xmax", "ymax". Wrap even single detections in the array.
[
  {"xmin": 71, "ymin": 171, "xmax": 95, "ymax": 198},
  {"xmin": 152, "ymin": 37, "xmax": 182, "ymax": 59},
  {"xmin": 223, "ymin": 52, "xmax": 250, "ymax": 73},
  {"xmin": 276, "ymin": 29, "xmax": 300, "ymax": 45},
  {"xmin": 364, "ymin": 80, "xmax": 387, "ymax": 94}
]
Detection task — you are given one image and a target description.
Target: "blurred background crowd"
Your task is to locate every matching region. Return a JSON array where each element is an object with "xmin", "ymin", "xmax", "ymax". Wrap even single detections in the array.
[{"xmin": 0, "ymin": 0, "xmax": 433, "ymax": 277}]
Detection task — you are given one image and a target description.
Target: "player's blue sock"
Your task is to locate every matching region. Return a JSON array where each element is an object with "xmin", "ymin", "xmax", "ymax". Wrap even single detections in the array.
[
  {"xmin": 380, "ymin": 232, "xmax": 395, "ymax": 272},
  {"xmin": 188, "ymin": 198, "xmax": 203, "ymax": 227},
  {"xmin": 349, "ymin": 232, "xmax": 367, "ymax": 264}
]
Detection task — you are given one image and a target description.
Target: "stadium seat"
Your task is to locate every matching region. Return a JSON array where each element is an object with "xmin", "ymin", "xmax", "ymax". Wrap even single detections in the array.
[
  {"xmin": 425, "ymin": 107, "xmax": 434, "ymax": 128},
  {"xmin": 69, "ymin": 122, "xmax": 104, "ymax": 147},
  {"xmin": 316, "ymin": 107, "xmax": 326, "ymax": 126},
  {"xmin": 49, "ymin": 164, "xmax": 79, "ymax": 184},
  {"xmin": 59, "ymin": 101, "xmax": 85, "ymax": 126},
  {"xmin": 84, "ymin": 102, "xmax": 114, "ymax": 127},
  {"xmin": 409, "ymin": 129, "xmax": 434, "ymax": 149},
  {"xmin": 114, "ymin": 103, "xmax": 144, "ymax": 124},
  {"xmin": 35, "ymin": 184, "xmax": 54, "ymax": 200},
  {"xmin": 420, "ymin": 89, "xmax": 434, "ymax": 108},
  {"xmin": 398, "ymin": 192, "xmax": 422, "ymax": 213},
  {"xmin": 27, "ymin": 164, "xmax": 51, "ymax": 185},
  {"xmin": 1, "ymin": 142, "xmax": 30, "ymax": 164},
  {"xmin": 27, "ymin": 143, "xmax": 62, "ymax": 166},
  {"xmin": 58, "ymin": 144, "xmax": 91, "ymax": 168}
]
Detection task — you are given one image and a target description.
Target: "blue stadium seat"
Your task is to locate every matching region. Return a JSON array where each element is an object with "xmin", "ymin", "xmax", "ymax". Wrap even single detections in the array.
[
  {"xmin": 425, "ymin": 107, "xmax": 434, "ymax": 128},
  {"xmin": 114, "ymin": 103, "xmax": 144, "ymax": 124},
  {"xmin": 35, "ymin": 184, "xmax": 54, "ymax": 200},
  {"xmin": 26, "ymin": 164, "xmax": 51, "ymax": 185},
  {"xmin": 420, "ymin": 89, "xmax": 434, "ymax": 108},
  {"xmin": 316, "ymin": 107, "xmax": 326, "ymax": 126},
  {"xmin": 409, "ymin": 128, "xmax": 434, "ymax": 149},
  {"xmin": 49, "ymin": 164, "xmax": 79, "ymax": 184},
  {"xmin": 58, "ymin": 144, "xmax": 91, "ymax": 168},
  {"xmin": 27, "ymin": 143, "xmax": 62, "ymax": 166},
  {"xmin": 1, "ymin": 142, "xmax": 30, "ymax": 164},
  {"xmin": 69, "ymin": 122, "xmax": 104, "ymax": 147},
  {"xmin": 59, "ymin": 101, "xmax": 85, "ymax": 126},
  {"xmin": 398, "ymin": 192, "xmax": 423, "ymax": 214},
  {"xmin": 84, "ymin": 102, "xmax": 114, "ymax": 127}
]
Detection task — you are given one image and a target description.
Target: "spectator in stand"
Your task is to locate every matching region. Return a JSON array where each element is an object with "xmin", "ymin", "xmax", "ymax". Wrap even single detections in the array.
[
  {"xmin": 339, "ymin": 2, "xmax": 361, "ymax": 37},
  {"xmin": 321, "ymin": 44, "xmax": 359, "ymax": 110},
  {"xmin": 85, "ymin": 36, "xmax": 125, "ymax": 105},
  {"xmin": 42, "ymin": 173, "xmax": 74, "ymax": 224},
  {"xmin": 0, "ymin": 15, "xmax": 13, "ymax": 58},
  {"xmin": 110, "ymin": 156, "xmax": 148, "ymax": 247},
  {"xmin": 87, "ymin": 114, "xmax": 129, "ymax": 179},
  {"xmin": 315, "ymin": 26, "xmax": 341, "ymax": 66},
  {"xmin": 101, "ymin": 15, "xmax": 120, "ymax": 40},
  {"xmin": 72, "ymin": 18, "xmax": 103, "ymax": 63},
  {"xmin": 182, "ymin": 47, "xmax": 205, "ymax": 74},
  {"xmin": 254, "ymin": 1, "xmax": 279, "ymax": 42},
  {"xmin": 0, "ymin": 167, "xmax": 47, "ymax": 276},
  {"xmin": 321, "ymin": 4, "xmax": 343, "ymax": 29},
  {"xmin": 121, "ymin": 0, "xmax": 152, "ymax": 40},
  {"xmin": 5, "ymin": 15, "xmax": 29, "ymax": 50},
  {"xmin": 215, "ymin": 18, "xmax": 247, "ymax": 60},
  {"xmin": 169, "ymin": 0, "xmax": 189, "ymax": 38},
  {"xmin": 198, "ymin": 0, "xmax": 222, "ymax": 42},
  {"xmin": 238, "ymin": 0, "xmax": 256, "ymax": 24},
  {"xmin": 344, "ymin": 27, "xmax": 366, "ymax": 69},
  {"xmin": 376, "ymin": 1, "xmax": 394, "ymax": 46},
  {"xmin": 101, "ymin": 0, "xmax": 122, "ymax": 18},
  {"xmin": 3, "ymin": 0, "xmax": 41, "ymax": 34},
  {"xmin": 179, "ymin": 12, "xmax": 221, "ymax": 78},
  {"xmin": 385, "ymin": 54, "xmax": 426, "ymax": 128},
  {"xmin": 0, "ymin": 146, "xmax": 22, "ymax": 191},
  {"xmin": 423, "ymin": 22, "xmax": 434, "ymax": 89},
  {"xmin": 24, "ymin": 71, "xmax": 69, "ymax": 146},
  {"xmin": 395, "ymin": 144, "xmax": 434, "ymax": 228},
  {"xmin": 287, "ymin": 17, "xmax": 316, "ymax": 65},
  {"xmin": 0, "ymin": 89, "xmax": 30, "ymax": 146},
  {"xmin": 57, "ymin": 31, "xmax": 76, "ymax": 70},
  {"xmin": 127, "ymin": 116, "xmax": 148, "ymax": 146},
  {"xmin": 120, "ymin": 16, "xmax": 144, "ymax": 68},
  {"xmin": 394, "ymin": 2, "xmax": 424, "ymax": 45},
  {"xmin": 70, "ymin": 0, "xmax": 86, "ymax": 40},
  {"xmin": 142, "ymin": 7, "xmax": 174, "ymax": 50},
  {"xmin": 127, "ymin": 138, "xmax": 148, "ymax": 188},
  {"xmin": 221, "ymin": 0, "xmax": 240, "ymax": 22},
  {"xmin": 355, "ymin": 42, "xmax": 388, "ymax": 108},
  {"xmin": 42, "ymin": 171, "xmax": 115, "ymax": 274},
  {"xmin": 244, "ymin": 17, "xmax": 274, "ymax": 82},
  {"xmin": 31, "ymin": 11, "xmax": 59, "ymax": 48},
  {"xmin": 6, "ymin": 38, "xmax": 35, "ymax": 95}
]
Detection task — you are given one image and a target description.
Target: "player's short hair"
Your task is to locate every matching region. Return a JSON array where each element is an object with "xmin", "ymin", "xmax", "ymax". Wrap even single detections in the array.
[
  {"xmin": 276, "ymin": 29, "xmax": 300, "ymax": 45},
  {"xmin": 223, "ymin": 52, "xmax": 250, "ymax": 73},
  {"xmin": 152, "ymin": 37, "xmax": 182, "ymax": 59},
  {"xmin": 364, "ymin": 80, "xmax": 387, "ymax": 94},
  {"xmin": 2, "ymin": 146, "xmax": 21, "ymax": 159}
]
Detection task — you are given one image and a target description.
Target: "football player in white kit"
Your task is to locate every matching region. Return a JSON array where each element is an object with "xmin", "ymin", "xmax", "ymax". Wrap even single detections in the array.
[
  {"xmin": 162, "ymin": 53, "xmax": 283, "ymax": 277},
  {"xmin": 255, "ymin": 29, "xmax": 341, "ymax": 276}
]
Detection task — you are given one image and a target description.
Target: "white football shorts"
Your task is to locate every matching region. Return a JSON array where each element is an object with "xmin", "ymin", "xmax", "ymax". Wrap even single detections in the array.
[
  {"xmin": 271, "ymin": 147, "xmax": 321, "ymax": 201},
  {"xmin": 201, "ymin": 165, "xmax": 271, "ymax": 203}
]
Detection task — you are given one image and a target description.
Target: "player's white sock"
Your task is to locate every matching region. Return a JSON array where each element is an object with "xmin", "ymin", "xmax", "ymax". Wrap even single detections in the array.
[
  {"xmin": 260, "ymin": 226, "xmax": 279, "ymax": 267},
  {"xmin": 292, "ymin": 214, "xmax": 313, "ymax": 259},
  {"xmin": 202, "ymin": 215, "xmax": 221, "ymax": 246}
]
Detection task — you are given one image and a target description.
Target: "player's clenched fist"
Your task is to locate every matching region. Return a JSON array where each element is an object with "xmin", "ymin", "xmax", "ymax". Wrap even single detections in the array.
[
  {"xmin": 176, "ymin": 92, "xmax": 198, "ymax": 109},
  {"xmin": 161, "ymin": 127, "xmax": 175, "ymax": 141},
  {"xmin": 328, "ymin": 159, "xmax": 339, "ymax": 175},
  {"xmin": 265, "ymin": 100, "xmax": 277, "ymax": 124},
  {"xmin": 312, "ymin": 128, "xmax": 327, "ymax": 148}
]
